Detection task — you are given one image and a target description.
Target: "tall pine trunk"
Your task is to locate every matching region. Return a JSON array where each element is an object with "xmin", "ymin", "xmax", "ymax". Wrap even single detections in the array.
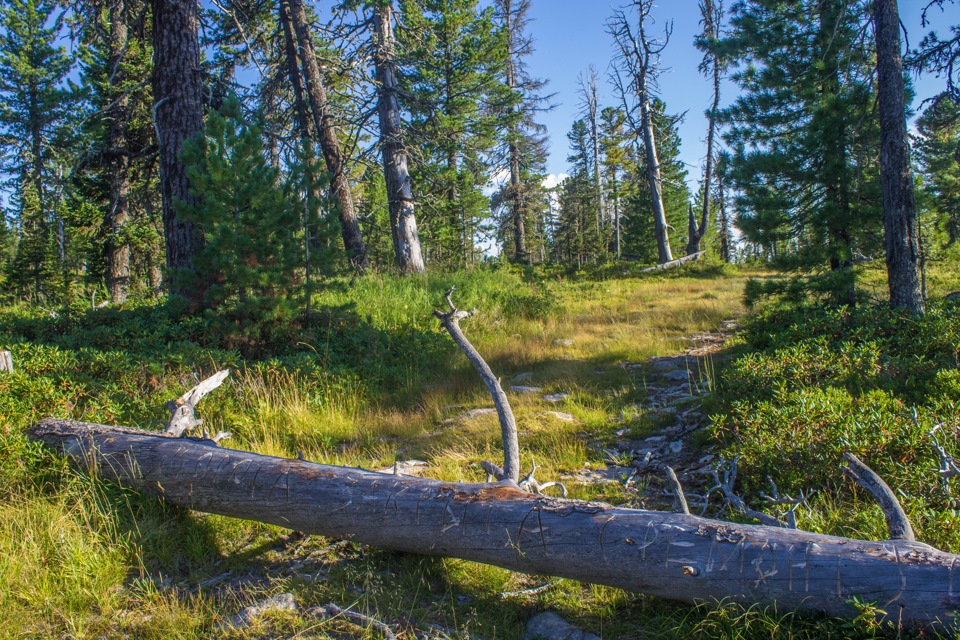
[
  {"xmin": 639, "ymin": 93, "xmax": 673, "ymax": 263},
  {"xmin": 107, "ymin": 0, "xmax": 131, "ymax": 304},
  {"xmin": 503, "ymin": 0, "xmax": 527, "ymax": 263},
  {"xmin": 372, "ymin": 2, "xmax": 425, "ymax": 274},
  {"xmin": 874, "ymin": 0, "xmax": 924, "ymax": 313},
  {"xmin": 152, "ymin": 0, "xmax": 204, "ymax": 299},
  {"xmin": 286, "ymin": 0, "xmax": 368, "ymax": 270}
]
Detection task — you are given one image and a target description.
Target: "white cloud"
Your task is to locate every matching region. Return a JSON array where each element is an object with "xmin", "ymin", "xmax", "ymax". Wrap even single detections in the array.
[{"xmin": 542, "ymin": 173, "xmax": 569, "ymax": 189}]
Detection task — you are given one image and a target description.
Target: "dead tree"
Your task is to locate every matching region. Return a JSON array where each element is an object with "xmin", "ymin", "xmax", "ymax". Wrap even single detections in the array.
[
  {"xmin": 286, "ymin": 0, "xmax": 369, "ymax": 270},
  {"xmin": 371, "ymin": 1, "xmax": 425, "ymax": 274},
  {"xmin": 24, "ymin": 295, "xmax": 960, "ymax": 628},
  {"xmin": 687, "ymin": 0, "xmax": 724, "ymax": 256},
  {"xmin": 609, "ymin": 0, "xmax": 674, "ymax": 264},
  {"xmin": 28, "ymin": 415, "xmax": 960, "ymax": 628}
]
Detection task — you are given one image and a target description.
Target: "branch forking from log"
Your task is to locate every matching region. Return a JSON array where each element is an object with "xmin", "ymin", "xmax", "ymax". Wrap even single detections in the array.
[
  {"xmin": 165, "ymin": 369, "xmax": 231, "ymax": 439},
  {"xmin": 433, "ymin": 287, "xmax": 520, "ymax": 483}
]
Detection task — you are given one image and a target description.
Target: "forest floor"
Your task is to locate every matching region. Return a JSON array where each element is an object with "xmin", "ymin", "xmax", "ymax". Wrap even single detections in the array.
[{"xmin": 2, "ymin": 260, "xmax": 960, "ymax": 639}]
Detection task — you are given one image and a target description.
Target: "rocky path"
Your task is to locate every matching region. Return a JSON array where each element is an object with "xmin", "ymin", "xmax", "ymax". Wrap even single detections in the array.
[{"xmin": 564, "ymin": 319, "xmax": 739, "ymax": 509}]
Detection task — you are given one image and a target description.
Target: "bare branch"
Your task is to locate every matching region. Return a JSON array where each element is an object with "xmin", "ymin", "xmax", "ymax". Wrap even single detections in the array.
[
  {"xmin": 842, "ymin": 452, "xmax": 916, "ymax": 542},
  {"xmin": 164, "ymin": 370, "xmax": 230, "ymax": 438},
  {"xmin": 662, "ymin": 465, "xmax": 690, "ymax": 515},
  {"xmin": 434, "ymin": 288, "xmax": 520, "ymax": 483}
]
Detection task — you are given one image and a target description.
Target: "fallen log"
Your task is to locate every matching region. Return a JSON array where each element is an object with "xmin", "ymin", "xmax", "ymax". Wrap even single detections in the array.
[
  {"xmin": 640, "ymin": 251, "xmax": 706, "ymax": 273},
  {"xmin": 27, "ymin": 417, "xmax": 960, "ymax": 628}
]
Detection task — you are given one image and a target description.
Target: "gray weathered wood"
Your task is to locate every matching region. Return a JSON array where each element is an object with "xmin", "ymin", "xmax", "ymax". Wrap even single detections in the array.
[
  {"xmin": 27, "ymin": 418, "xmax": 960, "ymax": 627},
  {"xmin": 0, "ymin": 350, "xmax": 12, "ymax": 372},
  {"xmin": 434, "ymin": 289, "xmax": 520, "ymax": 483},
  {"xmin": 372, "ymin": 2, "xmax": 425, "ymax": 275},
  {"xmin": 639, "ymin": 251, "xmax": 705, "ymax": 273},
  {"xmin": 842, "ymin": 453, "xmax": 915, "ymax": 542},
  {"xmin": 164, "ymin": 369, "xmax": 230, "ymax": 437}
]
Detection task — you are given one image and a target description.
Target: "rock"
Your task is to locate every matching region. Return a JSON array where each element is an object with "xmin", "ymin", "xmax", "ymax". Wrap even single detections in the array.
[
  {"xmin": 669, "ymin": 440, "xmax": 683, "ymax": 453},
  {"xmin": 644, "ymin": 435, "xmax": 665, "ymax": 443},
  {"xmin": 512, "ymin": 372, "xmax": 535, "ymax": 382},
  {"xmin": 525, "ymin": 612, "xmax": 601, "ymax": 640},
  {"xmin": 552, "ymin": 338, "xmax": 575, "ymax": 347},
  {"xmin": 512, "ymin": 385, "xmax": 543, "ymax": 394},
  {"xmin": 226, "ymin": 593, "xmax": 298, "ymax": 629},
  {"xmin": 947, "ymin": 291, "xmax": 960, "ymax": 301},
  {"xmin": 542, "ymin": 411, "xmax": 576, "ymax": 422},
  {"xmin": 663, "ymin": 368, "xmax": 692, "ymax": 382},
  {"xmin": 542, "ymin": 393, "xmax": 570, "ymax": 403},
  {"xmin": 646, "ymin": 355, "xmax": 689, "ymax": 371},
  {"xmin": 445, "ymin": 407, "xmax": 497, "ymax": 423}
]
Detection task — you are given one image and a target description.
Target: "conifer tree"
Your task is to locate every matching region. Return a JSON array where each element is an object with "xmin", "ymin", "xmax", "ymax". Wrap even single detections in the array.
[
  {"xmin": 0, "ymin": 0, "xmax": 74, "ymax": 298},
  {"xmin": 179, "ymin": 98, "xmax": 328, "ymax": 347},
  {"xmin": 915, "ymin": 94, "xmax": 960, "ymax": 249}
]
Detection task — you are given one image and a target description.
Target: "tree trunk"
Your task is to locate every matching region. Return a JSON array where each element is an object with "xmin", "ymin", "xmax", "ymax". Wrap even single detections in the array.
[
  {"xmin": 687, "ymin": 54, "xmax": 719, "ymax": 256},
  {"xmin": 874, "ymin": 0, "xmax": 925, "ymax": 313},
  {"xmin": 503, "ymin": 0, "xmax": 527, "ymax": 263},
  {"xmin": 28, "ymin": 417, "xmax": 960, "ymax": 629},
  {"xmin": 717, "ymin": 169, "xmax": 731, "ymax": 263},
  {"xmin": 287, "ymin": 0, "xmax": 368, "ymax": 270},
  {"xmin": 152, "ymin": 0, "xmax": 205, "ymax": 299},
  {"xmin": 639, "ymin": 93, "xmax": 673, "ymax": 263},
  {"xmin": 153, "ymin": 0, "xmax": 206, "ymax": 302},
  {"xmin": 372, "ymin": 3, "xmax": 425, "ymax": 274},
  {"xmin": 107, "ymin": 0, "xmax": 131, "ymax": 305}
]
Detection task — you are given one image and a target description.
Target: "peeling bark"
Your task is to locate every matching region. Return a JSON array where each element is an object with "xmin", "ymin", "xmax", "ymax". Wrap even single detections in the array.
[{"xmin": 27, "ymin": 417, "xmax": 960, "ymax": 628}]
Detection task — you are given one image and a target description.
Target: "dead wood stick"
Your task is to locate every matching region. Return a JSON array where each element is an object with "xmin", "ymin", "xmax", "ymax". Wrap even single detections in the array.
[
  {"xmin": 434, "ymin": 287, "xmax": 520, "ymax": 484},
  {"xmin": 0, "ymin": 350, "xmax": 12, "ymax": 373},
  {"xmin": 164, "ymin": 369, "xmax": 230, "ymax": 437},
  {"xmin": 27, "ymin": 418, "xmax": 960, "ymax": 627},
  {"xmin": 639, "ymin": 251, "xmax": 705, "ymax": 273},
  {"xmin": 662, "ymin": 465, "xmax": 690, "ymax": 515},
  {"xmin": 842, "ymin": 453, "xmax": 916, "ymax": 542},
  {"xmin": 306, "ymin": 603, "xmax": 398, "ymax": 640}
]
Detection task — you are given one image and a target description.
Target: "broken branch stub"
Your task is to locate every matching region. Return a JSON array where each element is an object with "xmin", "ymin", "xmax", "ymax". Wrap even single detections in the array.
[
  {"xmin": 434, "ymin": 288, "xmax": 520, "ymax": 484},
  {"xmin": 164, "ymin": 369, "xmax": 230, "ymax": 438},
  {"xmin": 0, "ymin": 350, "xmax": 12, "ymax": 373},
  {"xmin": 26, "ymin": 418, "xmax": 960, "ymax": 628},
  {"xmin": 842, "ymin": 452, "xmax": 916, "ymax": 542}
]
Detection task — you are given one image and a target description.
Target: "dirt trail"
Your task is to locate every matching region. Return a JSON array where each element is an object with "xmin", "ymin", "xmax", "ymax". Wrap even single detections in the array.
[{"xmin": 564, "ymin": 320, "xmax": 739, "ymax": 508}]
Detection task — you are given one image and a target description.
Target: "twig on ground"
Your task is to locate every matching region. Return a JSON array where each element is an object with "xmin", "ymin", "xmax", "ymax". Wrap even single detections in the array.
[
  {"xmin": 704, "ymin": 455, "xmax": 783, "ymax": 527},
  {"xmin": 842, "ymin": 452, "xmax": 916, "ymax": 541},
  {"xmin": 501, "ymin": 579, "xmax": 561, "ymax": 598},
  {"xmin": 306, "ymin": 603, "xmax": 398, "ymax": 640},
  {"xmin": 759, "ymin": 476, "xmax": 814, "ymax": 530},
  {"xmin": 518, "ymin": 458, "xmax": 568, "ymax": 497}
]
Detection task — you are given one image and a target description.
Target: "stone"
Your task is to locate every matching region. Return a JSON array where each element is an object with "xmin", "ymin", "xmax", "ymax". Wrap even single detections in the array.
[
  {"xmin": 663, "ymin": 368, "xmax": 693, "ymax": 382},
  {"xmin": 525, "ymin": 612, "xmax": 601, "ymax": 640},
  {"xmin": 552, "ymin": 338, "xmax": 575, "ymax": 347},
  {"xmin": 542, "ymin": 393, "xmax": 570, "ymax": 403},
  {"xmin": 542, "ymin": 411, "xmax": 576, "ymax": 422},
  {"xmin": 375, "ymin": 460, "xmax": 429, "ymax": 476},
  {"xmin": 445, "ymin": 407, "xmax": 497, "ymax": 423},
  {"xmin": 512, "ymin": 385, "xmax": 543, "ymax": 394},
  {"xmin": 512, "ymin": 372, "xmax": 535, "ymax": 383},
  {"xmin": 669, "ymin": 440, "xmax": 683, "ymax": 453}
]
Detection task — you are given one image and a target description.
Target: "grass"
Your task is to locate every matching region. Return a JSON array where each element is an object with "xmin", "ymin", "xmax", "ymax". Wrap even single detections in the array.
[{"xmin": 1, "ymin": 259, "xmax": 958, "ymax": 638}]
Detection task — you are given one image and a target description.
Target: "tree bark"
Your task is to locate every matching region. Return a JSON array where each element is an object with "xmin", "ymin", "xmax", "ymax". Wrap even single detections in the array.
[
  {"xmin": 687, "ymin": 14, "xmax": 720, "ymax": 257},
  {"xmin": 503, "ymin": 0, "xmax": 527, "ymax": 263},
  {"xmin": 28, "ymin": 417, "xmax": 960, "ymax": 629},
  {"xmin": 152, "ymin": 0, "xmax": 205, "ymax": 299},
  {"xmin": 874, "ymin": 0, "xmax": 925, "ymax": 313},
  {"xmin": 372, "ymin": 2, "xmax": 425, "ymax": 274},
  {"xmin": 286, "ymin": 0, "xmax": 368, "ymax": 270},
  {"xmin": 107, "ymin": 0, "xmax": 131, "ymax": 304}
]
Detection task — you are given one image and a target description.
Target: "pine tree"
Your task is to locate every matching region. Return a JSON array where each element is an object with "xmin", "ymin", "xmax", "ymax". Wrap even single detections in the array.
[
  {"xmin": 0, "ymin": 0, "xmax": 74, "ymax": 298},
  {"xmin": 720, "ymin": 0, "xmax": 880, "ymax": 304},
  {"xmin": 599, "ymin": 106, "xmax": 630, "ymax": 259},
  {"xmin": 179, "ymin": 98, "xmax": 327, "ymax": 348},
  {"xmin": 397, "ymin": 0, "xmax": 507, "ymax": 267},
  {"xmin": 915, "ymin": 94, "xmax": 960, "ymax": 250}
]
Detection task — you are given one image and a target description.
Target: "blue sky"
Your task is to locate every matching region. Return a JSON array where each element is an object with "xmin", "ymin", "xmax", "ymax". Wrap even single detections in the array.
[{"xmin": 519, "ymin": 0, "xmax": 960, "ymax": 189}]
